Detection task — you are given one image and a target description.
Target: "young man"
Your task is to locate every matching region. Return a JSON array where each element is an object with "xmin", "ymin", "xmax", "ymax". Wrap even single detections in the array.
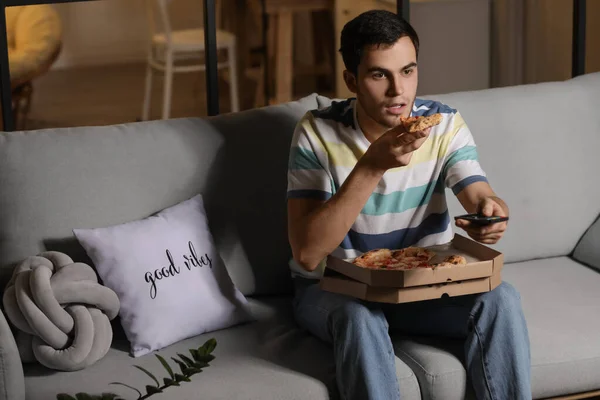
[{"xmin": 286, "ymin": 10, "xmax": 531, "ymax": 400}]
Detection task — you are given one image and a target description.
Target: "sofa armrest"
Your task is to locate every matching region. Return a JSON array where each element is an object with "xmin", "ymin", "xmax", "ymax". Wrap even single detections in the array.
[
  {"xmin": 0, "ymin": 308, "xmax": 24, "ymax": 400},
  {"xmin": 573, "ymin": 215, "xmax": 600, "ymax": 272}
]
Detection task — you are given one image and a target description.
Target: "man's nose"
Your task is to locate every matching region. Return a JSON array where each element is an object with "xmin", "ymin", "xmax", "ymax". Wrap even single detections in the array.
[{"xmin": 387, "ymin": 76, "xmax": 404, "ymax": 97}]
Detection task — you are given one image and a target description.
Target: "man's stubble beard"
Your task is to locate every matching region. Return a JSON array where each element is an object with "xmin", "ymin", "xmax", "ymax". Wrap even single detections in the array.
[{"xmin": 362, "ymin": 98, "xmax": 414, "ymax": 130}]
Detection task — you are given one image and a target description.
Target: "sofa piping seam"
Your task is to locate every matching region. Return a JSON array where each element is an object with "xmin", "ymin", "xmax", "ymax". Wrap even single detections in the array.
[
  {"xmin": 0, "ymin": 346, "xmax": 7, "ymax": 399},
  {"xmin": 532, "ymin": 355, "xmax": 600, "ymax": 368}
]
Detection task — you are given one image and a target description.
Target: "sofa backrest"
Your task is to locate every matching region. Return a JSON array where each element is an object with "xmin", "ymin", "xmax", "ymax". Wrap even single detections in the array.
[
  {"xmin": 2, "ymin": 73, "xmax": 600, "ymax": 300},
  {"xmin": 425, "ymin": 72, "xmax": 600, "ymax": 262},
  {"xmin": 0, "ymin": 94, "xmax": 318, "ymax": 297}
]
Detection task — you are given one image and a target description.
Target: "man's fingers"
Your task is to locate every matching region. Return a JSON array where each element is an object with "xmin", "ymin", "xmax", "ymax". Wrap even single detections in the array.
[
  {"xmin": 466, "ymin": 233, "xmax": 502, "ymax": 244},
  {"xmin": 478, "ymin": 197, "xmax": 507, "ymax": 218},
  {"xmin": 463, "ymin": 228, "xmax": 504, "ymax": 239},
  {"xmin": 481, "ymin": 202, "xmax": 495, "ymax": 217},
  {"xmin": 463, "ymin": 226, "xmax": 505, "ymax": 244},
  {"xmin": 483, "ymin": 222, "xmax": 507, "ymax": 235},
  {"xmin": 456, "ymin": 210, "xmax": 506, "ymax": 244},
  {"xmin": 456, "ymin": 221, "xmax": 506, "ymax": 234},
  {"xmin": 396, "ymin": 134, "xmax": 429, "ymax": 154},
  {"xmin": 479, "ymin": 237, "xmax": 501, "ymax": 244},
  {"xmin": 474, "ymin": 222, "xmax": 507, "ymax": 236},
  {"xmin": 393, "ymin": 131, "xmax": 425, "ymax": 146},
  {"xmin": 455, "ymin": 219, "xmax": 470, "ymax": 228},
  {"xmin": 467, "ymin": 231, "xmax": 503, "ymax": 242}
]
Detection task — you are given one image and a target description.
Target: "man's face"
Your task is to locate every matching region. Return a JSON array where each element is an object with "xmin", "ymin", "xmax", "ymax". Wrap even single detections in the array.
[{"xmin": 345, "ymin": 36, "xmax": 418, "ymax": 130}]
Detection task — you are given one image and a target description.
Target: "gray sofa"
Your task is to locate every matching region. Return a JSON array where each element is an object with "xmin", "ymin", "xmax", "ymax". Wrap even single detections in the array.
[{"xmin": 1, "ymin": 72, "xmax": 600, "ymax": 400}]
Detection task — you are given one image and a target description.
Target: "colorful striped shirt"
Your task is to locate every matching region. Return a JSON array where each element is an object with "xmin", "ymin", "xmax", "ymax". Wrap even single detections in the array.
[{"xmin": 287, "ymin": 98, "xmax": 488, "ymax": 279}]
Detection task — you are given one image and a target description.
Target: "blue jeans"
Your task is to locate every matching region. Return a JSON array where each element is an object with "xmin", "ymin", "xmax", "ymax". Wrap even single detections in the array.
[{"xmin": 292, "ymin": 277, "xmax": 531, "ymax": 400}]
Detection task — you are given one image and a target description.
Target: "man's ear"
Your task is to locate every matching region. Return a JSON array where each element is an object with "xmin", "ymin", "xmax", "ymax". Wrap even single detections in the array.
[{"xmin": 343, "ymin": 70, "xmax": 358, "ymax": 94}]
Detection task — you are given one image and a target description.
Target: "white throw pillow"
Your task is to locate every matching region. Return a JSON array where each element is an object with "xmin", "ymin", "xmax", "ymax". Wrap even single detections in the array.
[{"xmin": 73, "ymin": 194, "xmax": 254, "ymax": 357}]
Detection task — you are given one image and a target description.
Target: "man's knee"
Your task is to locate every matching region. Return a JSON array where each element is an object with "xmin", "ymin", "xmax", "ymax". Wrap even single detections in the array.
[
  {"xmin": 330, "ymin": 301, "xmax": 387, "ymax": 332},
  {"xmin": 480, "ymin": 281, "xmax": 524, "ymax": 316}
]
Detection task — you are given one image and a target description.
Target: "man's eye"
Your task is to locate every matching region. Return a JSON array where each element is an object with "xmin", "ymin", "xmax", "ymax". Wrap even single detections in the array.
[
  {"xmin": 403, "ymin": 68, "xmax": 414, "ymax": 76},
  {"xmin": 372, "ymin": 72, "xmax": 385, "ymax": 79}
]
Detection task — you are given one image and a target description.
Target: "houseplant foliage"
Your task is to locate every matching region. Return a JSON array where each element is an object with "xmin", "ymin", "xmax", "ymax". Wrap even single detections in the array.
[{"xmin": 56, "ymin": 338, "xmax": 217, "ymax": 400}]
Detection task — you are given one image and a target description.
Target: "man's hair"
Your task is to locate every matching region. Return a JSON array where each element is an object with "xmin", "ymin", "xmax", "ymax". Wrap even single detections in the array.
[{"xmin": 339, "ymin": 10, "xmax": 420, "ymax": 76}]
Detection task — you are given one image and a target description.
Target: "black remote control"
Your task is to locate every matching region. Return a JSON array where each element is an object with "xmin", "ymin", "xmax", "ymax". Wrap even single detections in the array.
[{"xmin": 454, "ymin": 213, "xmax": 509, "ymax": 226}]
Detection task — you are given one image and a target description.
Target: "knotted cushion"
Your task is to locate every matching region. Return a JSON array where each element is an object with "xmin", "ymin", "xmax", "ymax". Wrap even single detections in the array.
[{"xmin": 2, "ymin": 251, "xmax": 120, "ymax": 371}]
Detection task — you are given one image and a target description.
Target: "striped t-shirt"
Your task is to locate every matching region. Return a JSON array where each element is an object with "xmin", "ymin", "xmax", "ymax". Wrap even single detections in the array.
[{"xmin": 287, "ymin": 98, "xmax": 488, "ymax": 279}]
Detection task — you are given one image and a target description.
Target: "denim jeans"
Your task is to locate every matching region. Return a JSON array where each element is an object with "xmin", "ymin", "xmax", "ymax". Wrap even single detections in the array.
[{"xmin": 292, "ymin": 277, "xmax": 531, "ymax": 400}]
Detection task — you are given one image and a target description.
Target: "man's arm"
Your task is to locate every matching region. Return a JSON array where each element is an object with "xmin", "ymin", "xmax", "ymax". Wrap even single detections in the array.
[
  {"xmin": 455, "ymin": 181, "xmax": 509, "ymax": 244},
  {"xmin": 288, "ymin": 162, "xmax": 385, "ymax": 271},
  {"xmin": 439, "ymin": 111, "xmax": 508, "ymax": 244},
  {"xmin": 455, "ymin": 181, "xmax": 508, "ymax": 215}
]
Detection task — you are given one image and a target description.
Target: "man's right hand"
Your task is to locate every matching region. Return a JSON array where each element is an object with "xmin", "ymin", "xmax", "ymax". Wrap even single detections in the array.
[{"xmin": 359, "ymin": 124, "xmax": 431, "ymax": 172}]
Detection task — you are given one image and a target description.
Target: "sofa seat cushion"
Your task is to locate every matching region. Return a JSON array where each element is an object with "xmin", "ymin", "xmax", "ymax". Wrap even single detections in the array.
[
  {"xmin": 390, "ymin": 257, "xmax": 600, "ymax": 400},
  {"xmin": 23, "ymin": 297, "xmax": 421, "ymax": 400}
]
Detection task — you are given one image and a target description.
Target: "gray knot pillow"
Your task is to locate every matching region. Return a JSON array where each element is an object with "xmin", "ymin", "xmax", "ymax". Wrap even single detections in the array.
[{"xmin": 2, "ymin": 251, "xmax": 120, "ymax": 371}]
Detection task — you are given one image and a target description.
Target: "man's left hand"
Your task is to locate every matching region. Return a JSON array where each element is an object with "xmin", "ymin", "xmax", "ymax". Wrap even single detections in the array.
[{"xmin": 455, "ymin": 197, "xmax": 508, "ymax": 244}]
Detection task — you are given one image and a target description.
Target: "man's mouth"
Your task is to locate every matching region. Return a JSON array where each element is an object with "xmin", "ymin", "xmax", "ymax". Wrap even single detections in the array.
[{"xmin": 385, "ymin": 103, "xmax": 406, "ymax": 115}]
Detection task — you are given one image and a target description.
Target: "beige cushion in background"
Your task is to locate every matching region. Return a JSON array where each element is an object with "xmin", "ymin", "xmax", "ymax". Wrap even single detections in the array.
[{"xmin": 6, "ymin": 4, "xmax": 62, "ymax": 88}]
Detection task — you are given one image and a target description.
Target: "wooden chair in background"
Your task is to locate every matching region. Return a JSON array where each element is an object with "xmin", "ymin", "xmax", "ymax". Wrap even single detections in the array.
[{"xmin": 141, "ymin": 0, "xmax": 240, "ymax": 120}]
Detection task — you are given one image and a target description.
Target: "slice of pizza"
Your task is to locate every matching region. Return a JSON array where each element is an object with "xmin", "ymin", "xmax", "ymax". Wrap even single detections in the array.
[
  {"xmin": 430, "ymin": 262, "xmax": 453, "ymax": 268},
  {"xmin": 443, "ymin": 255, "xmax": 467, "ymax": 265},
  {"xmin": 352, "ymin": 246, "xmax": 442, "ymax": 270},
  {"xmin": 353, "ymin": 249, "xmax": 393, "ymax": 269},
  {"xmin": 401, "ymin": 113, "xmax": 443, "ymax": 133},
  {"xmin": 392, "ymin": 247, "xmax": 436, "ymax": 262},
  {"xmin": 430, "ymin": 255, "xmax": 468, "ymax": 268},
  {"xmin": 383, "ymin": 260, "xmax": 414, "ymax": 270}
]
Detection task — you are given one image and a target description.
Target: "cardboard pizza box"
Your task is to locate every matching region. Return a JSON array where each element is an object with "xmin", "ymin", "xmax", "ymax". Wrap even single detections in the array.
[
  {"xmin": 324, "ymin": 234, "xmax": 504, "ymax": 288},
  {"xmin": 319, "ymin": 268, "xmax": 503, "ymax": 304}
]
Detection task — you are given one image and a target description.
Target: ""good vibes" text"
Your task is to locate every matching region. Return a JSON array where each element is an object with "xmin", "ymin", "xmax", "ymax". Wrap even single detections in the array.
[{"xmin": 144, "ymin": 241, "xmax": 213, "ymax": 299}]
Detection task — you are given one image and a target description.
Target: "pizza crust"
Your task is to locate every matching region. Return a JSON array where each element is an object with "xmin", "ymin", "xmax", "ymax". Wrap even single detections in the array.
[
  {"xmin": 353, "ymin": 249, "xmax": 393, "ymax": 268},
  {"xmin": 443, "ymin": 255, "xmax": 467, "ymax": 265},
  {"xmin": 401, "ymin": 113, "xmax": 443, "ymax": 133}
]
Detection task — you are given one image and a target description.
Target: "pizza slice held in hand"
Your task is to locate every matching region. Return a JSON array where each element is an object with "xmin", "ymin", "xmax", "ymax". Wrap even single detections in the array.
[{"xmin": 401, "ymin": 113, "xmax": 443, "ymax": 133}]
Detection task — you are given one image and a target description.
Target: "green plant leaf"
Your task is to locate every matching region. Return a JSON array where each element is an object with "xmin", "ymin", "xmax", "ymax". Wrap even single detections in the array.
[
  {"xmin": 133, "ymin": 365, "xmax": 160, "ymax": 387},
  {"xmin": 75, "ymin": 393, "xmax": 97, "ymax": 400},
  {"xmin": 163, "ymin": 377, "xmax": 179, "ymax": 387},
  {"xmin": 196, "ymin": 347, "xmax": 207, "ymax": 357},
  {"xmin": 145, "ymin": 385, "xmax": 162, "ymax": 395},
  {"xmin": 57, "ymin": 395, "xmax": 77, "ymax": 400},
  {"xmin": 174, "ymin": 373, "xmax": 191, "ymax": 382},
  {"xmin": 202, "ymin": 338, "xmax": 217, "ymax": 354},
  {"xmin": 189, "ymin": 348, "xmax": 200, "ymax": 360},
  {"xmin": 155, "ymin": 354, "xmax": 175, "ymax": 379},
  {"xmin": 194, "ymin": 354, "xmax": 215, "ymax": 363},
  {"xmin": 171, "ymin": 357, "xmax": 188, "ymax": 374},
  {"xmin": 193, "ymin": 361, "xmax": 208, "ymax": 369},
  {"xmin": 177, "ymin": 353, "xmax": 195, "ymax": 367},
  {"xmin": 183, "ymin": 367, "xmax": 203, "ymax": 375},
  {"xmin": 109, "ymin": 382, "xmax": 142, "ymax": 398},
  {"xmin": 100, "ymin": 394, "xmax": 121, "ymax": 400}
]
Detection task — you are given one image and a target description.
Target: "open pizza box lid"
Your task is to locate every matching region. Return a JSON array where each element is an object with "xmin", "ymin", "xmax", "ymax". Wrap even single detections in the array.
[{"xmin": 324, "ymin": 234, "xmax": 504, "ymax": 288}]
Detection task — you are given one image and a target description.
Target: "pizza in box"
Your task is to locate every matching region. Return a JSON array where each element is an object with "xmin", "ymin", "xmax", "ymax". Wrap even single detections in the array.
[{"xmin": 352, "ymin": 247, "xmax": 467, "ymax": 270}]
